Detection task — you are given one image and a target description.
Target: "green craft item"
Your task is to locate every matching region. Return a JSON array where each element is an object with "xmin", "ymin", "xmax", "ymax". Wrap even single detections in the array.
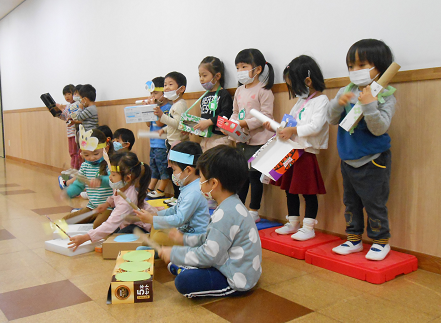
[
  {"xmin": 119, "ymin": 261, "xmax": 152, "ymax": 272},
  {"xmin": 122, "ymin": 250, "xmax": 153, "ymax": 262},
  {"xmin": 115, "ymin": 271, "xmax": 151, "ymax": 282}
]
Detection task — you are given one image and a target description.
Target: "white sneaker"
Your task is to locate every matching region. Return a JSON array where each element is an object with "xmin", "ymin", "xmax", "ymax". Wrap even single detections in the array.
[
  {"xmin": 80, "ymin": 192, "xmax": 89, "ymax": 200},
  {"xmin": 164, "ymin": 197, "xmax": 177, "ymax": 204},
  {"xmin": 332, "ymin": 240, "xmax": 363, "ymax": 255},
  {"xmin": 275, "ymin": 216, "xmax": 300, "ymax": 234},
  {"xmin": 365, "ymin": 244, "xmax": 391, "ymax": 261},
  {"xmin": 147, "ymin": 190, "xmax": 165, "ymax": 198},
  {"xmin": 291, "ymin": 218, "xmax": 317, "ymax": 241},
  {"xmin": 249, "ymin": 210, "xmax": 260, "ymax": 223}
]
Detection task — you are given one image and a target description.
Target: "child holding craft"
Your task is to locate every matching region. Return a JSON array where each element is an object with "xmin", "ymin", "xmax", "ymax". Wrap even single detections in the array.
[
  {"xmin": 68, "ymin": 151, "xmax": 157, "ymax": 251},
  {"xmin": 263, "ymin": 55, "xmax": 329, "ymax": 241},
  {"xmin": 227, "ymin": 48, "xmax": 275, "ymax": 223},
  {"xmin": 62, "ymin": 126, "xmax": 113, "ymax": 228},
  {"xmin": 135, "ymin": 141, "xmax": 210, "ymax": 246},
  {"xmin": 327, "ymin": 39, "xmax": 397, "ymax": 261},
  {"xmin": 158, "ymin": 145, "xmax": 262, "ymax": 298},
  {"xmin": 195, "ymin": 56, "xmax": 234, "ymax": 152}
]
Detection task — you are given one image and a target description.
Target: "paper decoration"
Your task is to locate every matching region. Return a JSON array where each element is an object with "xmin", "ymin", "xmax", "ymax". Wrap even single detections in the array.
[
  {"xmin": 122, "ymin": 250, "xmax": 153, "ymax": 262},
  {"xmin": 115, "ymin": 272, "xmax": 151, "ymax": 282},
  {"xmin": 114, "ymin": 234, "xmax": 139, "ymax": 242},
  {"xmin": 119, "ymin": 261, "xmax": 152, "ymax": 272}
]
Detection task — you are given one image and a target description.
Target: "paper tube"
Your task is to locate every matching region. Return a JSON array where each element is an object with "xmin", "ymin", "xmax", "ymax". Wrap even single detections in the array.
[
  {"xmin": 377, "ymin": 62, "xmax": 401, "ymax": 88},
  {"xmin": 135, "ymin": 100, "xmax": 147, "ymax": 104},
  {"xmin": 138, "ymin": 129, "xmax": 167, "ymax": 139},
  {"xmin": 133, "ymin": 227, "xmax": 162, "ymax": 252},
  {"xmin": 249, "ymin": 109, "xmax": 280, "ymax": 131},
  {"xmin": 117, "ymin": 189, "xmax": 140, "ymax": 211}
]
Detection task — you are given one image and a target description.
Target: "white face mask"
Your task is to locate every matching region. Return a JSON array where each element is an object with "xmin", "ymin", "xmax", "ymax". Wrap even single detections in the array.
[
  {"xmin": 199, "ymin": 179, "xmax": 213, "ymax": 200},
  {"xmin": 109, "ymin": 179, "xmax": 125, "ymax": 190},
  {"xmin": 73, "ymin": 95, "xmax": 81, "ymax": 102},
  {"xmin": 349, "ymin": 67, "xmax": 379, "ymax": 86},
  {"xmin": 164, "ymin": 86, "xmax": 182, "ymax": 101},
  {"xmin": 171, "ymin": 169, "xmax": 189, "ymax": 187},
  {"xmin": 236, "ymin": 67, "xmax": 257, "ymax": 85}
]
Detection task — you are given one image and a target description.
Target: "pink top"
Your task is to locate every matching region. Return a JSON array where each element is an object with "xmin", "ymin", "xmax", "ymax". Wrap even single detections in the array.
[
  {"xmin": 87, "ymin": 185, "xmax": 154, "ymax": 242},
  {"xmin": 231, "ymin": 82, "xmax": 275, "ymax": 146}
]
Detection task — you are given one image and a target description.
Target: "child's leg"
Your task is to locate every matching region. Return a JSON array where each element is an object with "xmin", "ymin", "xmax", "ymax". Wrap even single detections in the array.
[
  {"xmin": 275, "ymin": 191, "xmax": 301, "ymax": 235},
  {"xmin": 237, "ymin": 174, "xmax": 250, "ymax": 205},
  {"xmin": 248, "ymin": 171, "xmax": 263, "ymax": 211},
  {"xmin": 93, "ymin": 210, "xmax": 112, "ymax": 229},
  {"xmin": 68, "ymin": 137, "xmax": 77, "ymax": 169},
  {"xmin": 174, "ymin": 267, "xmax": 238, "ymax": 298},
  {"xmin": 149, "ymin": 148, "xmax": 159, "ymax": 191},
  {"xmin": 291, "ymin": 194, "xmax": 318, "ymax": 241},
  {"xmin": 118, "ymin": 224, "xmax": 148, "ymax": 234},
  {"xmin": 303, "ymin": 194, "xmax": 318, "ymax": 219},
  {"xmin": 157, "ymin": 148, "xmax": 170, "ymax": 192},
  {"xmin": 63, "ymin": 207, "xmax": 94, "ymax": 224}
]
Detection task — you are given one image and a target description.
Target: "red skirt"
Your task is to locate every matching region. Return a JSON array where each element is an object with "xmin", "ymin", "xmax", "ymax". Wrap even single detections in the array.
[{"xmin": 271, "ymin": 152, "xmax": 326, "ymax": 195}]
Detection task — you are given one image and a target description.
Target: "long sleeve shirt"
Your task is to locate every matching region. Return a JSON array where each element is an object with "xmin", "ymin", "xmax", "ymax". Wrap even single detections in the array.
[
  {"xmin": 76, "ymin": 104, "xmax": 98, "ymax": 131},
  {"xmin": 159, "ymin": 99, "xmax": 189, "ymax": 145},
  {"xmin": 59, "ymin": 101, "xmax": 81, "ymax": 137},
  {"xmin": 200, "ymin": 89, "xmax": 233, "ymax": 135}
]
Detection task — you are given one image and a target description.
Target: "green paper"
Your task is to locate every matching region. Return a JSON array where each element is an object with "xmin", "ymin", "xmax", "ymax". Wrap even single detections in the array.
[
  {"xmin": 122, "ymin": 250, "xmax": 153, "ymax": 262},
  {"xmin": 115, "ymin": 271, "xmax": 151, "ymax": 282},
  {"xmin": 119, "ymin": 261, "xmax": 152, "ymax": 272}
]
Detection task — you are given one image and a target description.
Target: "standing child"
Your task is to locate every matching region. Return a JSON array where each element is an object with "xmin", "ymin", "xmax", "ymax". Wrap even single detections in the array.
[
  {"xmin": 194, "ymin": 56, "xmax": 234, "ymax": 152},
  {"xmin": 68, "ymin": 151, "xmax": 157, "ymax": 251},
  {"xmin": 327, "ymin": 39, "xmax": 396, "ymax": 261},
  {"xmin": 63, "ymin": 126, "xmax": 113, "ymax": 228},
  {"xmin": 135, "ymin": 141, "xmax": 210, "ymax": 246},
  {"xmin": 145, "ymin": 77, "xmax": 172, "ymax": 199},
  {"xmin": 264, "ymin": 55, "xmax": 329, "ymax": 241},
  {"xmin": 154, "ymin": 72, "xmax": 189, "ymax": 206},
  {"xmin": 159, "ymin": 145, "xmax": 262, "ymax": 298},
  {"xmin": 69, "ymin": 84, "xmax": 99, "ymax": 131},
  {"xmin": 229, "ymin": 48, "xmax": 275, "ymax": 222}
]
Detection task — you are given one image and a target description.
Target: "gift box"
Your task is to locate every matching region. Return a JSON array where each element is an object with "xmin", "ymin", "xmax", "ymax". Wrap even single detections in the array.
[
  {"xmin": 124, "ymin": 104, "xmax": 158, "ymax": 123},
  {"xmin": 217, "ymin": 116, "xmax": 250, "ymax": 143},
  {"xmin": 178, "ymin": 113, "xmax": 213, "ymax": 138}
]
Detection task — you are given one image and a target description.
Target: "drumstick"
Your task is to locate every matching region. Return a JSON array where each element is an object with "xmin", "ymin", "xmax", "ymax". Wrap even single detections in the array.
[
  {"xmin": 76, "ymin": 173, "xmax": 90, "ymax": 185},
  {"xmin": 117, "ymin": 189, "xmax": 140, "ymax": 211},
  {"xmin": 44, "ymin": 215, "xmax": 71, "ymax": 239},
  {"xmin": 133, "ymin": 227, "xmax": 161, "ymax": 252}
]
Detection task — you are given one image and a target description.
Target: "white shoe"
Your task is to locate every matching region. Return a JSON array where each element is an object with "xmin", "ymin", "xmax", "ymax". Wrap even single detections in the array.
[
  {"xmin": 332, "ymin": 240, "xmax": 363, "ymax": 255},
  {"xmin": 147, "ymin": 190, "xmax": 165, "ymax": 198},
  {"xmin": 80, "ymin": 192, "xmax": 89, "ymax": 200},
  {"xmin": 365, "ymin": 244, "xmax": 391, "ymax": 261},
  {"xmin": 249, "ymin": 210, "xmax": 260, "ymax": 223},
  {"xmin": 291, "ymin": 218, "xmax": 317, "ymax": 241},
  {"xmin": 164, "ymin": 197, "xmax": 177, "ymax": 204},
  {"xmin": 275, "ymin": 216, "xmax": 300, "ymax": 234}
]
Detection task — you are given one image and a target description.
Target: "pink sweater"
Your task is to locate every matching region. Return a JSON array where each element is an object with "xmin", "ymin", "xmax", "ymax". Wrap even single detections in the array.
[
  {"xmin": 87, "ymin": 185, "xmax": 154, "ymax": 242},
  {"xmin": 231, "ymin": 82, "xmax": 275, "ymax": 146}
]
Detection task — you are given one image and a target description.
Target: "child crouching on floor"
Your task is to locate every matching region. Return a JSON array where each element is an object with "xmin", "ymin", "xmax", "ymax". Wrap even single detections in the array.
[{"xmin": 158, "ymin": 145, "xmax": 262, "ymax": 298}]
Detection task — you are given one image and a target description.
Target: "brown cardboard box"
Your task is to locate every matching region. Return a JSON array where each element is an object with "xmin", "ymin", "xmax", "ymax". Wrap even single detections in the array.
[
  {"xmin": 102, "ymin": 234, "xmax": 144, "ymax": 260},
  {"xmin": 107, "ymin": 250, "xmax": 154, "ymax": 304}
]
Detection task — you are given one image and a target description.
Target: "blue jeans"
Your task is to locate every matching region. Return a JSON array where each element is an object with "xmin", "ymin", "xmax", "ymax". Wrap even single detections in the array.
[{"xmin": 150, "ymin": 148, "xmax": 169, "ymax": 180}]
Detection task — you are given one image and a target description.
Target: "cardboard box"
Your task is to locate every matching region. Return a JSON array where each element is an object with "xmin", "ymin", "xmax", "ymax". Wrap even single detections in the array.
[
  {"xmin": 107, "ymin": 250, "xmax": 154, "ymax": 304},
  {"xmin": 249, "ymin": 135, "xmax": 304, "ymax": 181},
  {"xmin": 217, "ymin": 116, "xmax": 250, "ymax": 143},
  {"xmin": 124, "ymin": 104, "xmax": 158, "ymax": 123},
  {"xmin": 178, "ymin": 113, "xmax": 213, "ymax": 138},
  {"xmin": 102, "ymin": 234, "xmax": 144, "ymax": 260}
]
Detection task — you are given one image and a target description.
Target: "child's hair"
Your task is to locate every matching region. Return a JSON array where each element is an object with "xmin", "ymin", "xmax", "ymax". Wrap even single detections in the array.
[
  {"xmin": 170, "ymin": 141, "xmax": 202, "ymax": 175},
  {"xmin": 87, "ymin": 128, "xmax": 108, "ymax": 176},
  {"xmin": 63, "ymin": 84, "xmax": 76, "ymax": 95},
  {"xmin": 75, "ymin": 84, "xmax": 83, "ymax": 93},
  {"xmin": 79, "ymin": 84, "xmax": 96, "ymax": 102},
  {"xmin": 197, "ymin": 145, "xmax": 248, "ymax": 194},
  {"xmin": 152, "ymin": 77, "xmax": 165, "ymax": 90},
  {"xmin": 165, "ymin": 71, "xmax": 187, "ymax": 91},
  {"xmin": 235, "ymin": 48, "xmax": 274, "ymax": 90},
  {"xmin": 283, "ymin": 55, "xmax": 326, "ymax": 99},
  {"xmin": 97, "ymin": 125, "xmax": 114, "ymax": 155},
  {"xmin": 110, "ymin": 152, "xmax": 151, "ymax": 208},
  {"xmin": 346, "ymin": 39, "xmax": 393, "ymax": 77},
  {"xmin": 199, "ymin": 56, "xmax": 225, "ymax": 88},
  {"xmin": 114, "ymin": 128, "xmax": 135, "ymax": 150}
]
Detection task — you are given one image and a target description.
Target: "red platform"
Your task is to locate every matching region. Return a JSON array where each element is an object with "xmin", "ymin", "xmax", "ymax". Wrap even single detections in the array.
[
  {"xmin": 259, "ymin": 227, "xmax": 342, "ymax": 260},
  {"xmin": 305, "ymin": 240, "xmax": 418, "ymax": 284}
]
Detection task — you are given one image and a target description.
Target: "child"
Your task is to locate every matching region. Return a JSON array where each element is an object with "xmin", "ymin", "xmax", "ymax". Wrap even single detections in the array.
[
  {"xmin": 264, "ymin": 55, "xmax": 329, "ymax": 241},
  {"xmin": 145, "ymin": 77, "xmax": 172, "ymax": 199},
  {"xmin": 68, "ymin": 151, "xmax": 157, "ymax": 251},
  {"xmin": 63, "ymin": 126, "xmax": 113, "ymax": 228},
  {"xmin": 194, "ymin": 56, "xmax": 234, "ymax": 152},
  {"xmin": 96, "ymin": 125, "xmax": 114, "ymax": 154},
  {"xmin": 327, "ymin": 39, "xmax": 396, "ymax": 261},
  {"xmin": 158, "ymin": 145, "xmax": 262, "ymax": 298},
  {"xmin": 229, "ymin": 48, "xmax": 275, "ymax": 222},
  {"xmin": 70, "ymin": 84, "xmax": 98, "ymax": 131},
  {"xmin": 154, "ymin": 71, "xmax": 189, "ymax": 206},
  {"xmin": 113, "ymin": 128, "xmax": 135, "ymax": 152},
  {"xmin": 135, "ymin": 141, "xmax": 210, "ymax": 246}
]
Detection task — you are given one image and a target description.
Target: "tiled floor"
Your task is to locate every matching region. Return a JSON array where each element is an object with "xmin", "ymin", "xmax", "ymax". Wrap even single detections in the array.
[{"xmin": 0, "ymin": 158, "xmax": 440, "ymax": 323}]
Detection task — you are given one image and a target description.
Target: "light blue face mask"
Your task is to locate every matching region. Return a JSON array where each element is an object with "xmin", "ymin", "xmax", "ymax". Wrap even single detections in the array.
[
  {"xmin": 113, "ymin": 141, "xmax": 123, "ymax": 151},
  {"xmin": 85, "ymin": 156, "xmax": 104, "ymax": 165}
]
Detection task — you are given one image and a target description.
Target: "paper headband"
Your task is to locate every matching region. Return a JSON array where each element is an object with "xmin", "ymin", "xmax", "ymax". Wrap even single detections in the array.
[
  {"xmin": 79, "ymin": 125, "xmax": 107, "ymax": 151},
  {"xmin": 169, "ymin": 150, "xmax": 195, "ymax": 165},
  {"xmin": 110, "ymin": 162, "xmax": 143, "ymax": 173},
  {"xmin": 145, "ymin": 80, "xmax": 164, "ymax": 95}
]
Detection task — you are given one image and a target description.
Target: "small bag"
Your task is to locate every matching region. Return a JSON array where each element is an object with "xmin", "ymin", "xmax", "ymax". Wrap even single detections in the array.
[{"xmin": 40, "ymin": 93, "xmax": 62, "ymax": 117}]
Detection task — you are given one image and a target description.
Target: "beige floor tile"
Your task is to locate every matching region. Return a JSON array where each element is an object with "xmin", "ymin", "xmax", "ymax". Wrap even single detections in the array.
[
  {"xmin": 0, "ymin": 238, "xmax": 28, "ymax": 255},
  {"xmin": 0, "ymin": 309, "xmax": 7, "ymax": 323},
  {"xmin": 258, "ymin": 259, "xmax": 310, "ymax": 288},
  {"xmin": 151, "ymin": 306, "xmax": 229, "ymax": 323},
  {"xmin": 288, "ymin": 312, "xmax": 342, "ymax": 322},
  {"xmin": 262, "ymin": 249, "xmax": 322, "ymax": 273},
  {"xmin": 404, "ymin": 269, "xmax": 441, "ymax": 294},
  {"xmin": 0, "ymin": 249, "xmax": 53, "ymax": 272},
  {"xmin": 318, "ymin": 293, "xmax": 435, "ymax": 323}
]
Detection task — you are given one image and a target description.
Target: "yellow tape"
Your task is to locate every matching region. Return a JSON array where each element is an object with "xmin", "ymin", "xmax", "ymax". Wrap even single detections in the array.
[
  {"xmin": 154, "ymin": 87, "xmax": 164, "ymax": 92},
  {"xmin": 110, "ymin": 166, "xmax": 120, "ymax": 172},
  {"xmin": 372, "ymin": 160, "xmax": 386, "ymax": 168}
]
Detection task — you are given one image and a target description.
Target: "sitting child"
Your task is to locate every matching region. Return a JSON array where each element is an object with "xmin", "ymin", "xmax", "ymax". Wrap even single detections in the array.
[
  {"xmin": 158, "ymin": 145, "xmax": 262, "ymax": 298},
  {"xmin": 113, "ymin": 128, "xmax": 135, "ymax": 152}
]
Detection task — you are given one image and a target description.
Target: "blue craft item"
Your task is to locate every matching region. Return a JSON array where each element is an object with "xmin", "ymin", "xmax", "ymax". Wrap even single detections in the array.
[
  {"xmin": 282, "ymin": 114, "xmax": 297, "ymax": 127},
  {"xmin": 169, "ymin": 150, "xmax": 194, "ymax": 165},
  {"xmin": 114, "ymin": 234, "xmax": 139, "ymax": 242}
]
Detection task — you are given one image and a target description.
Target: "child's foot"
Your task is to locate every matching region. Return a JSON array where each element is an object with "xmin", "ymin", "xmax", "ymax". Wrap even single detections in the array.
[
  {"xmin": 249, "ymin": 210, "xmax": 260, "ymax": 223},
  {"xmin": 332, "ymin": 240, "xmax": 363, "ymax": 255},
  {"xmin": 365, "ymin": 244, "xmax": 391, "ymax": 261},
  {"xmin": 275, "ymin": 216, "xmax": 300, "ymax": 235},
  {"xmin": 147, "ymin": 190, "xmax": 165, "ymax": 198},
  {"xmin": 80, "ymin": 192, "xmax": 89, "ymax": 200},
  {"xmin": 58, "ymin": 176, "xmax": 66, "ymax": 190},
  {"xmin": 291, "ymin": 218, "xmax": 317, "ymax": 241},
  {"xmin": 167, "ymin": 263, "xmax": 195, "ymax": 276},
  {"xmin": 164, "ymin": 197, "xmax": 177, "ymax": 204}
]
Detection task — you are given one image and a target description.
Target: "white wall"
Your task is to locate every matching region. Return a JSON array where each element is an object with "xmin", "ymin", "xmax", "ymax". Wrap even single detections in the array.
[{"xmin": 0, "ymin": 0, "xmax": 440, "ymax": 110}]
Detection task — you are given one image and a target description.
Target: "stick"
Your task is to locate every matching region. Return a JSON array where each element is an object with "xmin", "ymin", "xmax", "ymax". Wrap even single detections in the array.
[
  {"xmin": 76, "ymin": 173, "xmax": 90, "ymax": 185},
  {"xmin": 44, "ymin": 215, "xmax": 71, "ymax": 239},
  {"xmin": 133, "ymin": 227, "xmax": 162, "ymax": 252},
  {"xmin": 138, "ymin": 130, "xmax": 167, "ymax": 139},
  {"xmin": 117, "ymin": 189, "xmax": 140, "ymax": 211}
]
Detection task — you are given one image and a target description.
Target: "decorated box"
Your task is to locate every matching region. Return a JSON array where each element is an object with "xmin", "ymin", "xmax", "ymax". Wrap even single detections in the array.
[
  {"xmin": 217, "ymin": 116, "xmax": 250, "ymax": 143},
  {"xmin": 178, "ymin": 113, "xmax": 213, "ymax": 138},
  {"xmin": 124, "ymin": 104, "xmax": 158, "ymax": 123}
]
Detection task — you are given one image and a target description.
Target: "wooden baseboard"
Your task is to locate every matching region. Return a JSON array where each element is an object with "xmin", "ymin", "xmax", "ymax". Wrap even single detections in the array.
[{"xmin": 5, "ymin": 155, "xmax": 64, "ymax": 173}]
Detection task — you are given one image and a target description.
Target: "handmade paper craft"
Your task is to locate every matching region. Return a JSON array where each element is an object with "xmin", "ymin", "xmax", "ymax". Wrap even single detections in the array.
[
  {"xmin": 114, "ymin": 234, "xmax": 139, "ymax": 242},
  {"xmin": 122, "ymin": 250, "xmax": 153, "ymax": 262},
  {"xmin": 119, "ymin": 261, "xmax": 152, "ymax": 272},
  {"xmin": 115, "ymin": 272, "xmax": 151, "ymax": 282}
]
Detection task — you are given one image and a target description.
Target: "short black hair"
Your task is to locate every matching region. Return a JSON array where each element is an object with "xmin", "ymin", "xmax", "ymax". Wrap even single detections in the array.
[
  {"xmin": 235, "ymin": 48, "xmax": 274, "ymax": 90},
  {"xmin": 63, "ymin": 84, "xmax": 75, "ymax": 95},
  {"xmin": 114, "ymin": 128, "xmax": 135, "ymax": 150},
  {"xmin": 283, "ymin": 55, "xmax": 325, "ymax": 99},
  {"xmin": 197, "ymin": 145, "xmax": 248, "ymax": 194},
  {"xmin": 199, "ymin": 56, "xmax": 225, "ymax": 88},
  {"xmin": 170, "ymin": 141, "xmax": 202, "ymax": 175},
  {"xmin": 75, "ymin": 84, "xmax": 83, "ymax": 93},
  {"xmin": 346, "ymin": 39, "xmax": 393, "ymax": 77},
  {"xmin": 165, "ymin": 71, "xmax": 187, "ymax": 90},
  {"xmin": 152, "ymin": 77, "xmax": 165, "ymax": 90},
  {"xmin": 79, "ymin": 84, "xmax": 96, "ymax": 102},
  {"xmin": 97, "ymin": 125, "xmax": 113, "ymax": 140}
]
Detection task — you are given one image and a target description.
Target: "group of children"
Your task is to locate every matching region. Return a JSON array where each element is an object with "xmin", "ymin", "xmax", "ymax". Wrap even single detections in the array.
[{"xmin": 52, "ymin": 37, "xmax": 397, "ymax": 298}]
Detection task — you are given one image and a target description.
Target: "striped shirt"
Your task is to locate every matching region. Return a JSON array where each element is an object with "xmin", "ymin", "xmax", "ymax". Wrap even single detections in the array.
[
  {"xmin": 77, "ymin": 104, "xmax": 98, "ymax": 131},
  {"xmin": 78, "ymin": 162, "xmax": 113, "ymax": 209}
]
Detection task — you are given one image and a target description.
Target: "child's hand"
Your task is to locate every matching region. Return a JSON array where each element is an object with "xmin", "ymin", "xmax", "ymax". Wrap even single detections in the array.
[
  {"xmin": 153, "ymin": 106, "xmax": 163, "ymax": 117},
  {"xmin": 89, "ymin": 178, "xmax": 102, "ymax": 188},
  {"xmin": 94, "ymin": 202, "xmax": 109, "ymax": 214},
  {"xmin": 278, "ymin": 127, "xmax": 296, "ymax": 140},
  {"xmin": 219, "ymin": 129, "xmax": 228, "ymax": 136},
  {"xmin": 134, "ymin": 209, "xmax": 155, "ymax": 224},
  {"xmin": 263, "ymin": 121, "xmax": 274, "ymax": 132},
  {"xmin": 68, "ymin": 234, "xmax": 90, "ymax": 252},
  {"xmin": 158, "ymin": 246, "xmax": 172, "ymax": 264},
  {"xmin": 194, "ymin": 119, "xmax": 212, "ymax": 131},
  {"xmin": 181, "ymin": 131, "xmax": 190, "ymax": 136},
  {"xmin": 239, "ymin": 120, "xmax": 248, "ymax": 129},
  {"xmin": 168, "ymin": 228, "xmax": 184, "ymax": 244},
  {"xmin": 158, "ymin": 128, "xmax": 165, "ymax": 136},
  {"xmin": 358, "ymin": 85, "xmax": 377, "ymax": 105},
  {"xmin": 338, "ymin": 92, "xmax": 355, "ymax": 106}
]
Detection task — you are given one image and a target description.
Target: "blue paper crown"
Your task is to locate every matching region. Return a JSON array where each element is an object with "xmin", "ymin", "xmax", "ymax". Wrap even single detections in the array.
[{"xmin": 169, "ymin": 150, "xmax": 195, "ymax": 165}]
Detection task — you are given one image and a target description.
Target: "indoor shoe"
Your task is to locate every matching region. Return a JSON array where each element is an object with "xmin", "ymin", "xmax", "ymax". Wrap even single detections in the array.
[
  {"xmin": 249, "ymin": 210, "xmax": 260, "ymax": 223},
  {"xmin": 332, "ymin": 240, "xmax": 363, "ymax": 255},
  {"xmin": 147, "ymin": 190, "xmax": 165, "ymax": 198},
  {"xmin": 164, "ymin": 197, "xmax": 177, "ymax": 204},
  {"xmin": 365, "ymin": 243, "xmax": 391, "ymax": 261},
  {"xmin": 167, "ymin": 263, "xmax": 194, "ymax": 276},
  {"xmin": 58, "ymin": 176, "xmax": 66, "ymax": 190},
  {"xmin": 291, "ymin": 228, "xmax": 315, "ymax": 241},
  {"xmin": 275, "ymin": 215, "xmax": 300, "ymax": 235},
  {"xmin": 80, "ymin": 191, "xmax": 89, "ymax": 200}
]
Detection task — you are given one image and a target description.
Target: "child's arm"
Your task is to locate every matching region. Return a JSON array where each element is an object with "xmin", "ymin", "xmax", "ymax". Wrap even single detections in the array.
[
  {"xmin": 297, "ymin": 97, "xmax": 329, "ymax": 138},
  {"xmin": 327, "ymin": 87, "xmax": 348, "ymax": 125},
  {"xmin": 152, "ymin": 191, "xmax": 199, "ymax": 229},
  {"xmin": 360, "ymin": 87, "xmax": 396, "ymax": 136},
  {"xmin": 158, "ymin": 101, "xmax": 186, "ymax": 129},
  {"xmin": 212, "ymin": 92, "xmax": 233, "ymax": 126},
  {"xmin": 76, "ymin": 106, "xmax": 96, "ymax": 122},
  {"xmin": 245, "ymin": 90, "xmax": 274, "ymax": 130},
  {"xmin": 65, "ymin": 178, "xmax": 85, "ymax": 197}
]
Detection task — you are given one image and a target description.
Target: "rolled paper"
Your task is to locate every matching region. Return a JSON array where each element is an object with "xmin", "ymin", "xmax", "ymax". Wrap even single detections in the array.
[
  {"xmin": 117, "ymin": 189, "xmax": 140, "ymax": 211},
  {"xmin": 137, "ymin": 130, "xmax": 167, "ymax": 139},
  {"xmin": 133, "ymin": 227, "xmax": 162, "ymax": 252},
  {"xmin": 377, "ymin": 62, "xmax": 401, "ymax": 88},
  {"xmin": 249, "ymin": 109, "xmax": 280, "ymax": 131},
  {"xmin": 135, "ymin": 100, "xmax": 148, "ymax": 104}
]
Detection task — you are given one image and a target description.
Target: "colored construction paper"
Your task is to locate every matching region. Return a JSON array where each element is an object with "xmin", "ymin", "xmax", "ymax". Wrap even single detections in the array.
[
  {"xmin": 115, "ymin": 272, "xmax": 151, "ymax": 282},
  {"xmin": 122, "ymin": 250, "xmax": 153, "ymax": 262},
  {"xmin": 119, "ymin": 261, "xmax": 152, "ymax": 272}
]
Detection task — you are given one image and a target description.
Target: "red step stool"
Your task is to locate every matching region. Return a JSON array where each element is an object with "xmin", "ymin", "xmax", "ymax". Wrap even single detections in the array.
[
  {"xmin": 305, "ymin": 240, "xmax": 418, "ymax": 284},
  {"xmin": 259, "ymin": 227, "xmax": 342, "ymax": 260}
]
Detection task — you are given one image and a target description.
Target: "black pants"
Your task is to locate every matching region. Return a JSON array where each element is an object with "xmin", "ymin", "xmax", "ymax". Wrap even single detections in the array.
[
  {"xmin": 286, "ymin": 192, "xmax": 318, "ymax": 219},
  {"xmin": 238, "ymin": 170, "xmax": 263, "ymax": 210},
  {"xmin": 166, "ymin": 140, "xmax": 180, "ymax": 199}
]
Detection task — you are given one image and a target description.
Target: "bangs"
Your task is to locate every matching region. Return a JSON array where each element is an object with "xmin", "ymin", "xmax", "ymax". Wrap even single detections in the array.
[{"xmin": 235, "ymin": 50, "xmax": 254, "ymax": 66}]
